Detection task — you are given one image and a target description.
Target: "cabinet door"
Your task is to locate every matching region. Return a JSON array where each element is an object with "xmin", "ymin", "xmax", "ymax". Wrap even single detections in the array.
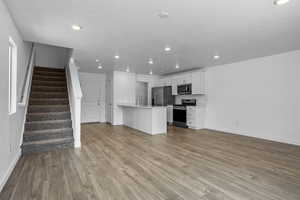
[
  {"xmin": 164, "ymin": 79, "xmax": 172, "ymax": 86},
  {"xmin": 171, "ymin": 78, "xmax": 178, "ymax": 95},
  {"xmin": 186, "ymin": 107, "xmax": 196, "ymax": 127},
  {"xmin": 183, "ymin": 75, "xmax": 192, "ymax": 84},
  {"xmin": 192, "ymin": 71, "xmax": 205, "ymax": 94},
  {"xmin": 167, "ymin": 106, "xmax": 173, "ymax": 123}
]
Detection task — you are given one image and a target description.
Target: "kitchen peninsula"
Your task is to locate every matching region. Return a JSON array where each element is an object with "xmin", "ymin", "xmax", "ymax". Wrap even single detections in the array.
[{"xmin": 118, "ymin": 105, "xmax": 167, "ymax": 135}]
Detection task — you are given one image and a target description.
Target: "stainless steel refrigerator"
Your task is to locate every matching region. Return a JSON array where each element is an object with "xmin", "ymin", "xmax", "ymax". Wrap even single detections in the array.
[{"xmin": 151, "ymin": 86, "xmax": 174, "ymax": 106}]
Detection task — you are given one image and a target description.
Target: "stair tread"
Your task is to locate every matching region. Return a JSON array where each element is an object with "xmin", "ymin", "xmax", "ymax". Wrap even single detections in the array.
[
  {"xmin": 24, "ymin": 127, "xmax": 73, "ymax": 135},
  {"xmin": 32, "ymin": 80, "xmax": 66, "ymax": 84},
  {"xmin": 31, "ymin": 87, "xmax": 67, "ymax": 91},
  {"xmin": 31, "ymin": 91, "xmax": 67, "ymax": 93},
  {"xmin": 33, "ymin": 79, "xmax": 65, "ymax": 81},
  {"xmin": 27, "ymin": 111, "xmax": 70, "ymax": 115},
  {"xmin": 34, "ymin": 71, "xmax": 65, "ymax": 74},
  {"xmin": 32, "ymin": 85, "xmax": 66, "ymax": 88},
  {"xmin": 29, "ymin": 105, "xmax": 68, "ymax": 107},
  {"xmin": 30, "ymin": 97, "xmax": 68, "ymax": 100},
  {"xmin": 33, "ymin": 76, "xmax": 65, "ymax": 79},
  {"xmin": 23, "ymin": 137, "xmax": 73, "ymax": 146},
  {"xmin": 26, "ymin": 119, "xmax": 71, "ymax": 124},
  {"xmin": 33, "ymin": 74, "xmax": 65, "ymax": 77},
  {"xmin": 32, "ymin": 80, "xmax": 66, "ymax": 82}
]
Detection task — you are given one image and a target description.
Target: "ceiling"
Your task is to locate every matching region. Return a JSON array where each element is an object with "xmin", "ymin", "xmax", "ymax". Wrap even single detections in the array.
[{"xmin": 5, "ymin": 0, "xmax": 300, "ymax": 75}]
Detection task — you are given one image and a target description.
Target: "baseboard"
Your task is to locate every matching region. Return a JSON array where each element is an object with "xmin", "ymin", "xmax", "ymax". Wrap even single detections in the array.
[
  {"xmin": 0, "ymin": 148, "xmax": 21, "ymax": 193},
  {"xmin": 204, "ymin": 128, "xmax": 300, "ymax": 147}
]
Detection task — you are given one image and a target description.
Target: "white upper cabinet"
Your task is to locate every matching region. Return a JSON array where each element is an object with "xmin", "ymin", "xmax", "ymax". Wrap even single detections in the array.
[
  {"xmin": 162, "ymin": 78, "xmax": 172, "ymax": 86},
  {"xmin": 192, "ymin": 71, "xmax": 205, "ymax": 95},
  {"xmin": 152, "ymin": 79, "xmax": 163, "ymax": 87},
  {"xmin": 152, "ymin": 70, "xmax": 205, "ymax": 95},
  {"xmin": 171, "ymin": 78, "xmax": 178, "ymax": 95},
  {"xmin": 174, "ymin": 75, "xmax": 192, "ymax": 86}
]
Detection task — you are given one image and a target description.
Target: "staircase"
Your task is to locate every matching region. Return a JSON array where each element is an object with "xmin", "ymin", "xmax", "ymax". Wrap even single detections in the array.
[{"xmin": 22, "ymin": 67, "xmax": 74, "ymax": 154}]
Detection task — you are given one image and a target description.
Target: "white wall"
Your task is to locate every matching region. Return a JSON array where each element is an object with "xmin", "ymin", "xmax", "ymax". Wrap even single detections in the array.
[
  {"xmin": 35, "ymin": 43, "xmax": 70, "ymax": 69},
  {"xmin": 205, "ymin": 51, "xmax": 300, "ymax": 146},
  {"xmin": 112, "ymin": 71, "xmax": 136, "ymax": 125},
  {"xmin": 79, "ymin": 72, "xmax": 106, "ymax": 123},
  {"xmin": 0, "ymin": 0, "xmax": 32, "ymax": 191}
]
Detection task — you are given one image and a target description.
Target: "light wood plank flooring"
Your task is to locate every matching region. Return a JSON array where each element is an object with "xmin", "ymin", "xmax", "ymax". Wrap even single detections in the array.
[{"xmin": 1, "ymin": 124, "xmax": 300, "ymax": 200}]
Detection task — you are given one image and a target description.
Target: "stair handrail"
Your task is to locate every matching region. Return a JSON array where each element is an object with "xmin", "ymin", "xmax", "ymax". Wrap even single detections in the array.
[
  {"xmin": 67, "ymin": 58, "xmax": 82, "ymax": 99},
  {"xmin": 19, "ymin": 43, "xmax": 35, "ymax": 106},
  {"xmin": 66, "ymin": 57, "xmax": 82, "ymax": 148}
]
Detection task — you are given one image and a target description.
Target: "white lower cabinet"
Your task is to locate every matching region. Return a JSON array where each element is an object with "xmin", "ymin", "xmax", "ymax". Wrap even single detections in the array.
[
  {"xmin": 186, "ymin": 106, "xmax": 205, "ymax": 129},
  {"xmin": 167, "ymin": 105, "xmax": 173, "ymax": 124}
]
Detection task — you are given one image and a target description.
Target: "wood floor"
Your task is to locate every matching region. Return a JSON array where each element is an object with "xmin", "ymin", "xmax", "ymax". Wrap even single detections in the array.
[{"xmin": 1, "ymin": 124, "xmax": 300, "ymax": 200}]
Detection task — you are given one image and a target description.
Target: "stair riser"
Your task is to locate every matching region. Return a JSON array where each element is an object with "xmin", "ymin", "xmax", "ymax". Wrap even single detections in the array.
[
  {"xmin": 29, "ymin": 99, "xmax": 69, "ymax": 105},
  {"xmin": 23, "ymin": 131, "xmax": 73, "ymax": 142},
  {"xmin": 28, "ymin": 106, "xmax": 69, "ymax": 113},
  {"xmin": 34, "ymin": 67, "xmax": 65, "ymax": 73},
  {"xmin": 26, "ymin": 112, "xmax": 71, "ymax": 122},
  {"xmin": 33, "ymin": 71, "xmax": 65, "ymax": 77},
  {"xmin": 25, "ymin": 121, "xmax": 72, "ymax": 131},
  {"xmin": 32, "ymin": 80, "xmax": 66, "ymax": 87},
  {"xmin": 22, "ymin": 140, "xmax": 74, "ymax": 154},
  {"xmin": 32, "ymin": 76, "xmax": 66, "ymax": 82},
  {"xmin": 31, "ymin": 92, "xmax": 68, "ymax": 98},
  {"xmin": 31, "ymin": 86, "xmax": 67, "ymax": 93}
]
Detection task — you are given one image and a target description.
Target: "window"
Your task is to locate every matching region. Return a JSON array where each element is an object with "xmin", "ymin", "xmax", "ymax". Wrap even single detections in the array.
[{"xmin": 8, "ymin": 37, "xmax": 17, "ymax": 115}]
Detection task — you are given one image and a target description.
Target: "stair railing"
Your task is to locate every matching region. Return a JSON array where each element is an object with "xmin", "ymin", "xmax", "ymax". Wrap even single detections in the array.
[
  {"xmin": 19, "ymin": 43, "xmax": 35, "ymax": 106},
  {"xmin": 66, "ymin": 57, "xmax": 82, "ymax": 148},
  {"xmin": 18, "ymin": 43, "xmax": 35, "ymax": 147}
]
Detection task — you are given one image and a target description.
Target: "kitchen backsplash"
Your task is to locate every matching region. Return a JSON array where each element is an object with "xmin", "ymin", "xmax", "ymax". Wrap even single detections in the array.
[{"xmin": 175, "ymin": 94, "xmax": 207, "ymax": 106}]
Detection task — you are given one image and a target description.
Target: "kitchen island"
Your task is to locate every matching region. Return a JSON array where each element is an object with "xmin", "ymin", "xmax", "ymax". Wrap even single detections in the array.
[{"xmin": 118, "ymin": 104, "xmax": 167, "ymax": 135}]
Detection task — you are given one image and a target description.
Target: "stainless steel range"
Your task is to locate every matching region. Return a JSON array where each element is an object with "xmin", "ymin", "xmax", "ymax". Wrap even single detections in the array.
[{"xmin": 173, "ymin": 99, "xmax": 196, "ymax": 128}]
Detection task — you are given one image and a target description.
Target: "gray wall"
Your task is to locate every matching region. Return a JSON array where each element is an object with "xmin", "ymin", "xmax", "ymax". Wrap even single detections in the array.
[
  {"xmin": 0, "ymin": 0, "xmax": 32, "ymax": 191},
  {"xmin": 35, "ymin": 43, "xmax": 70, "ymax": 69}
]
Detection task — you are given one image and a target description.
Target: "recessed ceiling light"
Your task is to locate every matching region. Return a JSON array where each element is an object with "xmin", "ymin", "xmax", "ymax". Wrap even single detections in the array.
[
  {"xmin": 175, "ymin": 64, "xmax": 180, "ymax": 69},
  {"xmin": 164, "ymin": 46, "xmax": 171, "ymax": 52},
  {"xmin": 98, "ymin": 65, "xmax": 103, "ymax": 69},
  {"xmin": 158, "ymin": 11, "xmax": 169, "ymax": 19},
  {"xmin": 214, "ymin": 55, "xmax": 220, "ymax": 60},
  {"xmin": 149, "ymin": 70, "xmax": 153, "ymax": 75},
  {"xmin": 148, "ymin": 58, "xmax": 154, "ymax": 65},
  {"xmin": 114, "ymin": 54, "xmax": 120, "ymax": 59},
  {"xmin": 72, "ymin": 24, "xmax": 82, "ymax": 31},
  {"xmin": 274, "ymin": 0, "xmax": 290, "ymax": 5}
]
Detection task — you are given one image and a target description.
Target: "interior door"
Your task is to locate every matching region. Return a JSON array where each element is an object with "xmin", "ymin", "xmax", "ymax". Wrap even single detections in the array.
[{"xmin": 79, "ymin": 73, "xmax": 105, "ymax": 123}]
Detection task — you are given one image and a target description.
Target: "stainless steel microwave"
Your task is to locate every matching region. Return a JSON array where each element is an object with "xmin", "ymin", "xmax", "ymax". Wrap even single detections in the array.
[{"xmin": 177, "ymin": 84, "xmax": 192, "ymax": 95}]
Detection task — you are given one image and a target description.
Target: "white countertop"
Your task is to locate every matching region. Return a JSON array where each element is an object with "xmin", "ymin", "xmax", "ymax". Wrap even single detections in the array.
[{"xmin": 118, "ymin": 104, "xmax": 166, "ymax": 109}]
